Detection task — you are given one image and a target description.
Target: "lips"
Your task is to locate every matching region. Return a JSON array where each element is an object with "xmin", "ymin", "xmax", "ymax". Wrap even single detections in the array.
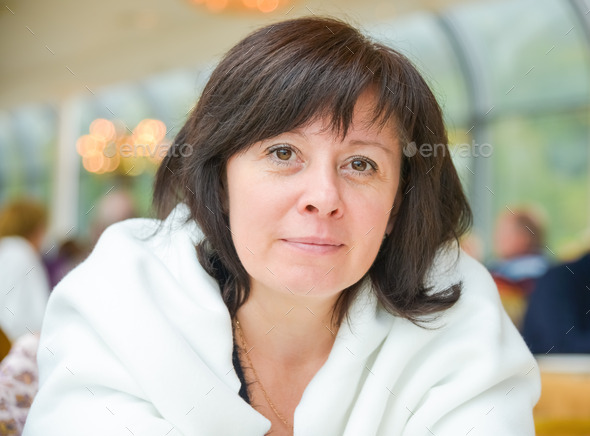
[
  {"xmin": 281, "ymin": 237, "xmax": 344, "ymax": 254},
  {"xmin": 283, "ymin": 237, "xmax": 343, "ymax": 246}
]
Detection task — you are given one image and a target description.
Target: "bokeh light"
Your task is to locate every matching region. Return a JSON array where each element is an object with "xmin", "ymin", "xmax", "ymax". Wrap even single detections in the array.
[
  {"xmin": 191, "ymin": 0, "xmax": 291, "ymax": 13},
  {"xmin": 257, "ymin": 0, "xmax": 278, "ymax": 13},
  {"xmin": 77, "ymin": 118, "xmax": 168, "ymax": 176}
]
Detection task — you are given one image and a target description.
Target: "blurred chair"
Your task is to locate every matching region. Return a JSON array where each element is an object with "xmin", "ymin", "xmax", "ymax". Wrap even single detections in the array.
[
  {"xmin": 494, "ymin": 276, "xmax": 535, "ymax": 330},
  {"xmin": 534, "ymin": 355, "xmax": 590, "ymax": 436},
  {"xmin": 0, "ymin": 327, "xmax": 11, "ymax": 361}
]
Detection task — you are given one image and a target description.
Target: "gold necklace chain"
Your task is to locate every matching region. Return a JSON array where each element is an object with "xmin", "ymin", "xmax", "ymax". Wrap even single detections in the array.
[{"xmin": 234, "ymin": 319, "xmax": 292, "ymax": 430}]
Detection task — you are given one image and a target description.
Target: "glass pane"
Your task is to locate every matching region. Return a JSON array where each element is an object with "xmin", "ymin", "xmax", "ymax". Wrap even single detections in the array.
[
  {"xmin": 369, "ymin": 13, "xmax": 470, "ymax": 127},
  {"xmin": 141, "ymin": 69, "xmax": 208, "ymax": 138},
  {"xmin": 490, "ymin": 110, "xmax": 590, "ymax": 257},
  {"xmin": 0, "ymin": 105, "xmax": 56, "ymax": 204},
  {"xmin": 448, "ymin": 0, "xmax": 590, "ymax": 111},
  {"xmin": 74, "ymin": 68, "xmax": 209, "ymax": 237}
]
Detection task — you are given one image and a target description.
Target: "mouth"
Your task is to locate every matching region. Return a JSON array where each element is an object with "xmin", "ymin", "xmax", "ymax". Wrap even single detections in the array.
[{"xmin": 281, "ymin": 237, "xmax": 344, "ymax": 255}]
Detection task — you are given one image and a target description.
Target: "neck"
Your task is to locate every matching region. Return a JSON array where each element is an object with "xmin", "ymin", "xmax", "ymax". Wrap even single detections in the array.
[{"xmin": 235, "ymin": 285, "xmax": 341, "ymax": 369}]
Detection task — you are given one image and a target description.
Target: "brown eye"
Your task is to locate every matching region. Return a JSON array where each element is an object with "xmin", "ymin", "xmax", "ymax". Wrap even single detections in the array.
[
  {"xmin": 351, "ymin": 159, "xmax": 368, "ymax": 171},
  {"xmin": 275, "ymin": 148, "xmax": 292, "ymax": 160}
]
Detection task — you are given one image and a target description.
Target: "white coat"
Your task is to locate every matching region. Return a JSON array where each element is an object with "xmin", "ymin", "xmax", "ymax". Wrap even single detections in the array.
[
  {"xmin": 0, "ymin": 236, "xmax": 49, "ymax": 342},
  {"xmin": 24, "ymin": 205, "xmax": 540, "ymax": 435}
]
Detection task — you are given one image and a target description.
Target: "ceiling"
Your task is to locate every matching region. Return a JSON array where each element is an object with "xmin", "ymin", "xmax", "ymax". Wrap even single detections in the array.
[{"xmin": 0, "ymin": 0, "xmax": 487, "ymax": 111}]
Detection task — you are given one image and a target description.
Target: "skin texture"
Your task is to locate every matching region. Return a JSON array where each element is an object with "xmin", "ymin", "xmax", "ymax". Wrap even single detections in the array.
[{"xmin": 226, "ymin": 92, "xmax": 402, "ymax": 435}]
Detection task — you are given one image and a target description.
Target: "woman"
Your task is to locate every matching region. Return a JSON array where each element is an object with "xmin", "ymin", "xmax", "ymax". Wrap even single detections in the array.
[
  {"xmin": 24, "ymin": 17, "xmax": 539, "ymax": 436},
  {"xmin": 0, "ymin": 199, "xmax": 49, "ymax": 348}
]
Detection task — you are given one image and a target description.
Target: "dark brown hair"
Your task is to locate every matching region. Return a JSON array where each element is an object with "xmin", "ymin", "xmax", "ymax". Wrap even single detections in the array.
[{"xmin": 153, "ymin": 16, "xmax": 472, "ymax": 325}]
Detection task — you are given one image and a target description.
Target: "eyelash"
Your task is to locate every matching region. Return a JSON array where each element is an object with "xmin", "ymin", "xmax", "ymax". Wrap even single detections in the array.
[{"xmin": 266, "ymin": 145, "xmax": 378, "ymax": 175}]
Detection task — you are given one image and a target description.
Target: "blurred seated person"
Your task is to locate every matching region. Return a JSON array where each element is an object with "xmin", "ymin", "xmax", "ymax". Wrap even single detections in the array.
[
  {"xmin": 522, "ymin": 251, "xmax": 590, "ymax": 354},
  {"xmin": 43, "ymin": 239, "xmax": 88, "ymax": 290},
  {"xmin": 0, "ymin": 200, "xmax": 50, "ymax": 358},
  {"xmin": 460, "ymin": 231, "xmax": 484, "ymax": 262},
  {"xmin": 490, "ymin": 207, "xmax": 550, "ymax": 287},
  {"xmin": 89, "ymin": 189, "xmax": 138, "ymax": 248},
  {"xmin": 489, "ymin": 207, "xmax": 551, "ymax": 329}
]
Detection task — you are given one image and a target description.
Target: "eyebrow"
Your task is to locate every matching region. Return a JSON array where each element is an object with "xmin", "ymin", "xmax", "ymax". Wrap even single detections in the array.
[{"xmin": 348, "ymin": 139, "xmax": 396, "ymax": 155}]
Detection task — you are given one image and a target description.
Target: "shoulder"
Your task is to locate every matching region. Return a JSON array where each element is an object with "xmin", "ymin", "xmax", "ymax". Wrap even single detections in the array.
[
  {"xmin": 551, "ymin": 252, "xmax": 589, "ymax": 280},
  {"xmin": 530, "ymin": 252, "xmax": 590, "ymax": 299},
  {"xmin": 48, "ymin": 204, "xmax": 202, "ymax": 318},
  {"xmin": 394, "ymin": 244, "xmax": 535, "ymax": 381},
  {"xmin": 427, "ymin": 244, "xmax": 501, "ymax": 315},
  {"xmin": 0, "ymin": 236, "xmax": 38, "ymax": 262},
  {"xmin": 76, "ymin": 204, "xmax": 200, "ymax": 274},
  {"xmin": 374, "ymin": 247, "xmax": 539, "ymax": 434},
  {"xmin": 94, "ymin": 204, "xmax": 197, "ymax": 252}
]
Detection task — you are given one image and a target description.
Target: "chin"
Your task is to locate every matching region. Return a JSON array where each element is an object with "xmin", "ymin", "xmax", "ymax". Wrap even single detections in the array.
[{"xmin": 279, "ymin": 274, "xmax": 353, "ymax": 299}]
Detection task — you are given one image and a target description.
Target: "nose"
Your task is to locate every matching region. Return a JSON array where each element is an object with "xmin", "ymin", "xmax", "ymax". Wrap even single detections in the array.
[{"xmin": 297, "ymin": 164, "xmax": 344, "ymax": 219}]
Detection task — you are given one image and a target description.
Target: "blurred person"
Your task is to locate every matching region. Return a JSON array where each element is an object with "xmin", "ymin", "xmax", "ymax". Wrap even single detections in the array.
[
  {"xmin": 89, "ymin": 189, "xmax": 137, "ymax": 247},
  {"xmin": 0, "ymin": 200, "xmax": 50, "ymax": 351},
  {"xmin": 522, "ymin": 250, "xmax": 590, "ymax": 354},
  {"xmin": 489, "ymin": 207, "xmax": 551, "ymax": 329},
  {"xmin": 25, "ymin": 17, "xmax": 538, "ymax": 436},
  {"xmin": 490, "ymin": 207, "xmax": 550, "ymax": 287},
  {"xmin": 460, "ymin": 231, "xmax": 484, "ymax": 262},
  {"xmin": 43, "ymin": 239, "xmax": 88, "ymax": 290}
]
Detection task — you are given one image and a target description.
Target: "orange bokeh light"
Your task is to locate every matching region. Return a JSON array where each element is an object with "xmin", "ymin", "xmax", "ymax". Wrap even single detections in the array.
[
  {"xmin": 206, "ymin": 0, "xmax": 228, "ymax": 12},
  {"xmin": 100, "ymin": 154, "xmax": 120, "ymax": 173},
  {"xmin": 79, "ymin": 118, "xmax": 166, "ymax": 176},
  {"xmin": 82, "ymin": 153, "xmax": 105, "ymax": 173},
  {"xmin": 257, "ymin": 0, "xmax": 278, "ymax": 12},
  {"xmin": 132, "ymin": 119, "xmax": 166, "ymax": 159},
  {"xmin": 76, "ymin": 135, "xmax": 105, "ymax": 156},
  {"xmin": 89, "ymin": 118, "xmax": 116, "ymax": 142}
]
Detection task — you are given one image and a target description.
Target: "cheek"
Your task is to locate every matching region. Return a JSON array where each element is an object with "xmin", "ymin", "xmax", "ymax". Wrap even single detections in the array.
[
  {"xmin": 226, "ymin": 166, "xmax": 287, "ymax": 257},
  {"xmin": 344, "ymin": 194, "xmax": 394, "ymax": 265}
]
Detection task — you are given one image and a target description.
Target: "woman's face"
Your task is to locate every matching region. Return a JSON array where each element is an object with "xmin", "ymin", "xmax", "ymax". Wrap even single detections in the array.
[{"xmin": 226, "ymin": 92, "xmax": 402, "ymax": 301}]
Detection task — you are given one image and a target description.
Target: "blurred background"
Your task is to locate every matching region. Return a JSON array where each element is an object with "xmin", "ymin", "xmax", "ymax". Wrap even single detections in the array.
[
  {"xmin": 1, "ymin": 0, "xmax": 589, "ymax": 433},
  {"xmin": 1, "ymin": 0, "xmax": 589, "ymax": 258}
]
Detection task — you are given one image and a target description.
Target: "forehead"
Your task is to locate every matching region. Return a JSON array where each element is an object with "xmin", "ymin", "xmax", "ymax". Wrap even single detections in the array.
[{"xmin": 302, "ymin": 90, "xmax": 400, "ymax": 142}]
